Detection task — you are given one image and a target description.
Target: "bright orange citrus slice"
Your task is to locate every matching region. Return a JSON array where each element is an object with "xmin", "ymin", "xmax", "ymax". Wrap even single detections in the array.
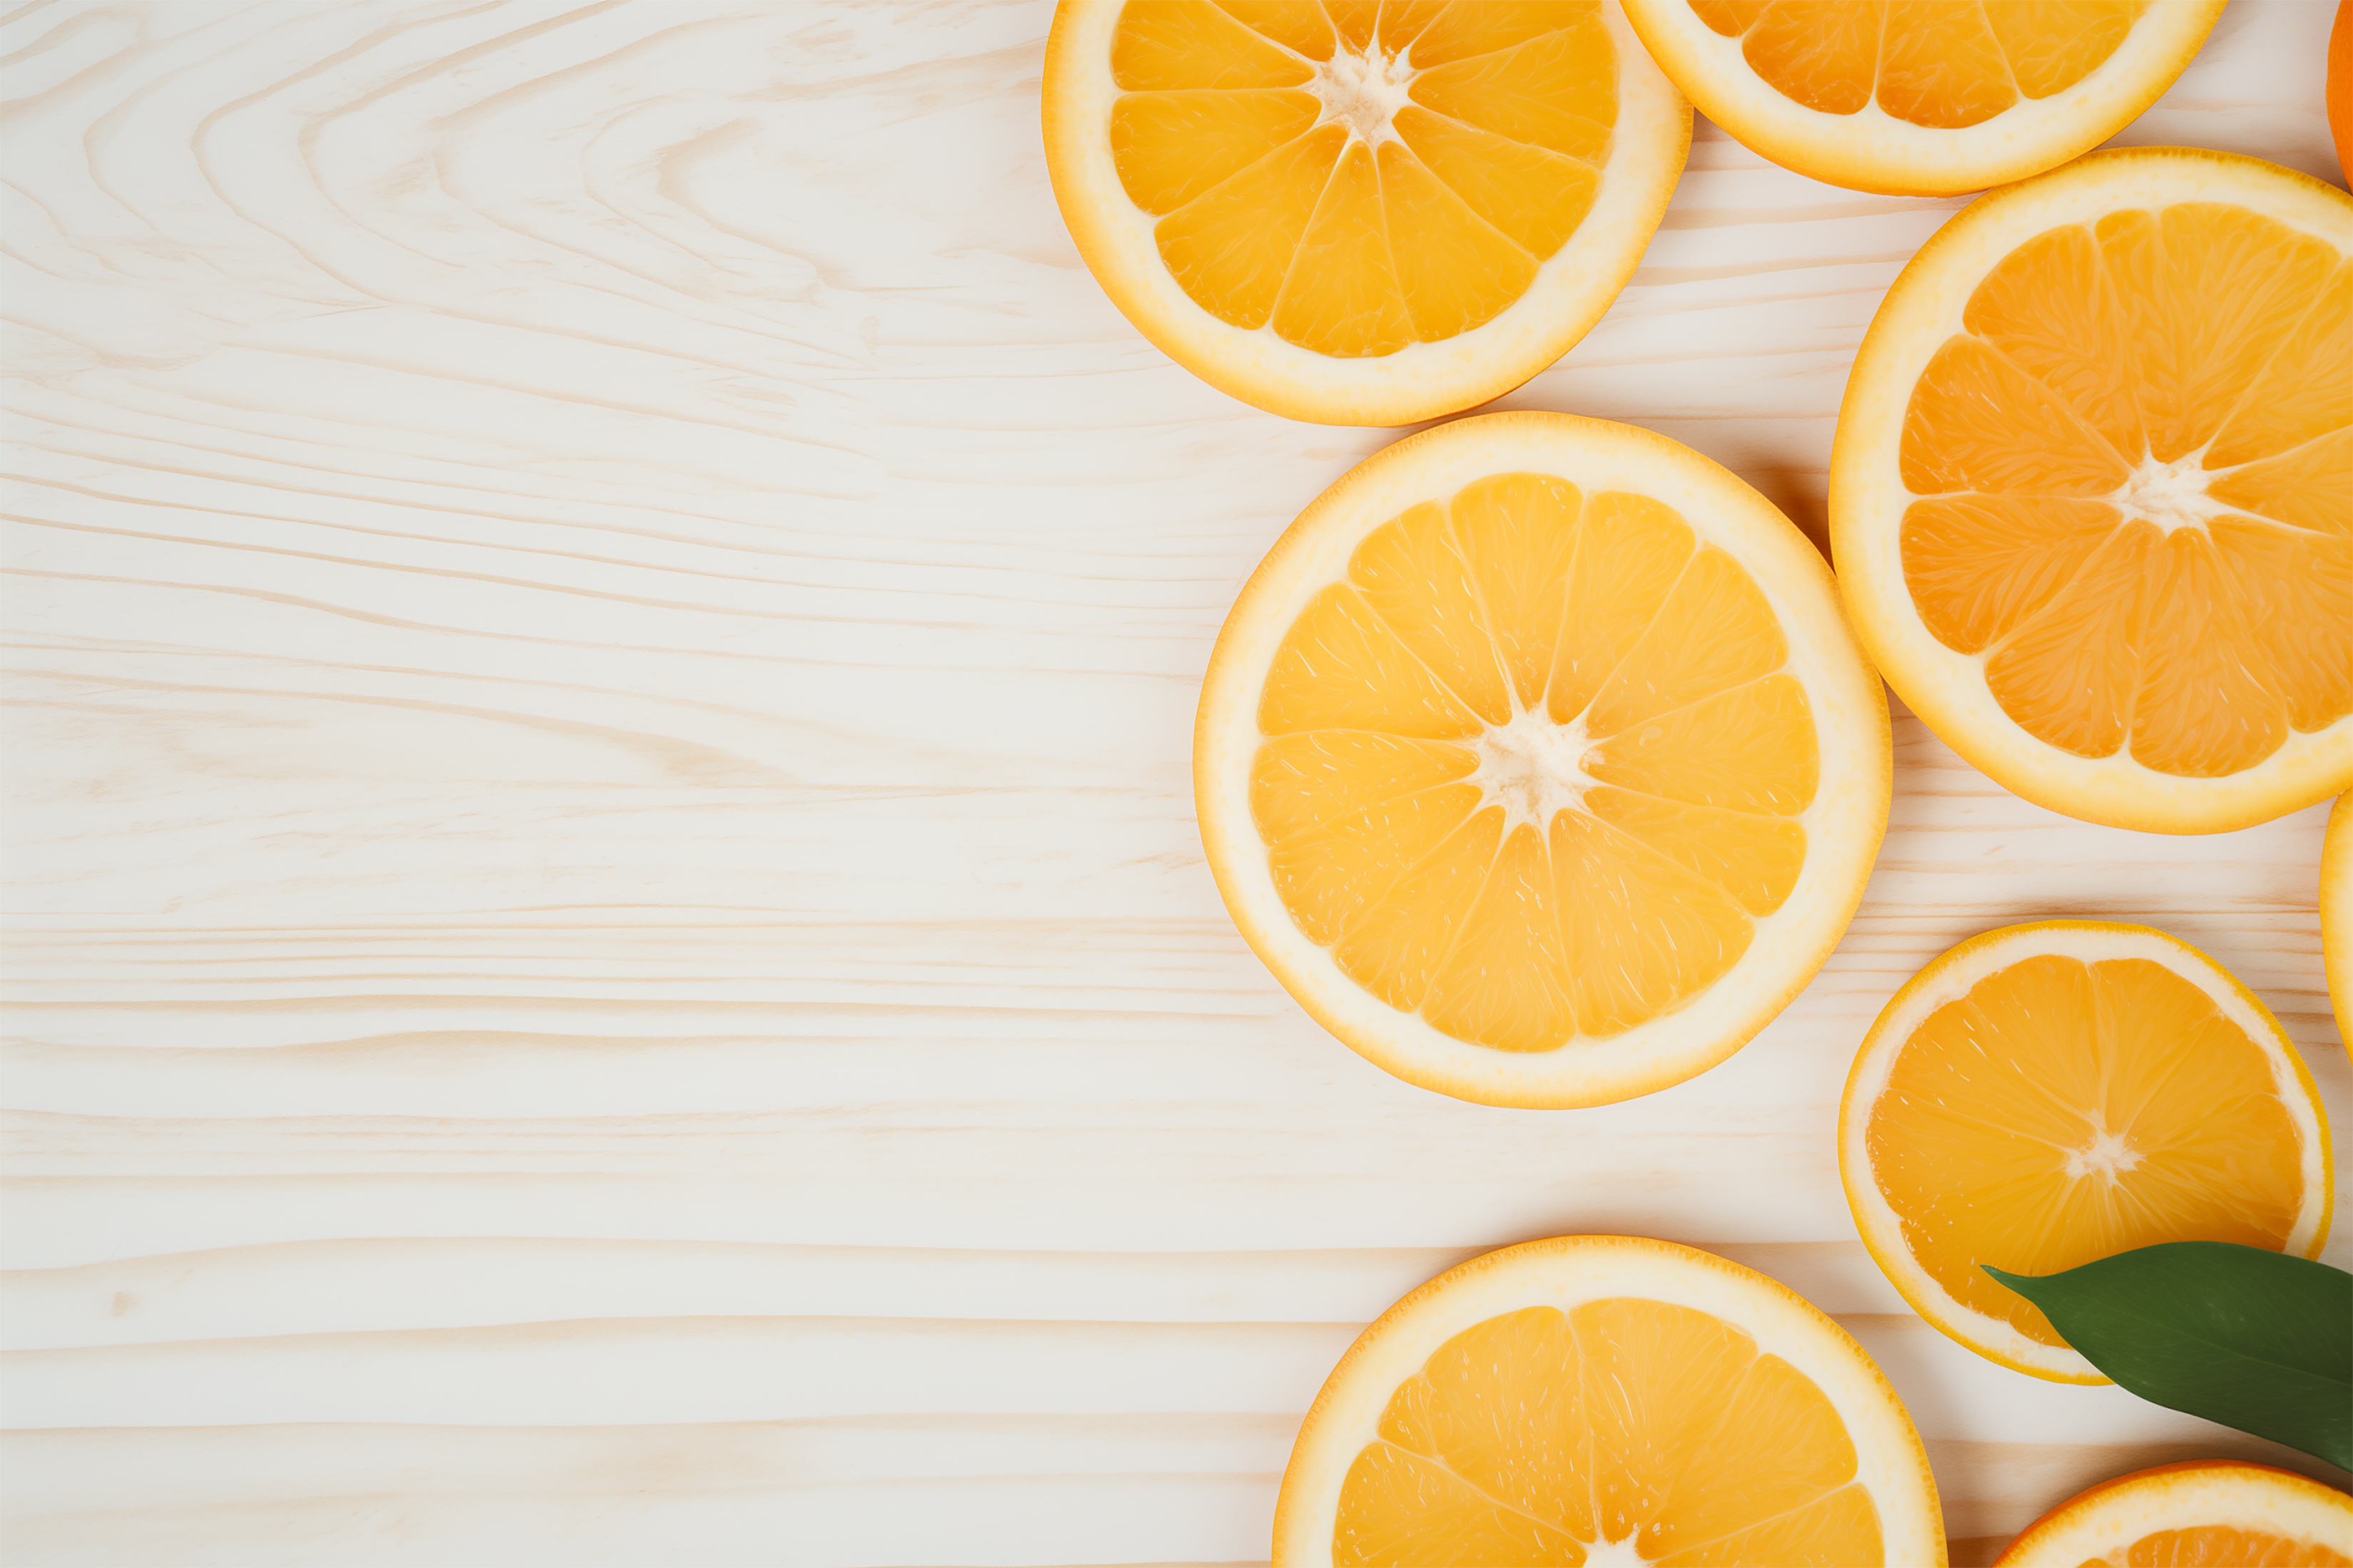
[
  {"xmin": 1273, "ymin": 1236, "xmax": 1946, "ymax": 1567},
  {"xmin": 1198, "ymin": 412, "xmax": 1889, "ymax": 1107},
  {"xmin": 1041, "ymin": 1, "xmax": 1690, "ymax": 425},
  {"xmin": 1832, "ymin": 148, "xmax": 2353, "ymax": 834},
  {"xmin": 1621, "ymin": 0, "xmax": 2223, "ymax": 196},
  {"xmin": 2327, "ymin": 793, "xmax": 2352, "ymax": 1061},
  {"xmin": 1993, "ymin": 1460, "xmax": 2353, "ymax": 1568},
  {"xmin": 1840, "ymin": 921, "xmax": 2334, "ymax": 1383}
]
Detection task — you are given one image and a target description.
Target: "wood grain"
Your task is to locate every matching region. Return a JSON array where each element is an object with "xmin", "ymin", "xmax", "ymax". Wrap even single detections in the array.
[{"xmin": 3, "ymin": 1, "xmax": 2347, "ymax": 1563}]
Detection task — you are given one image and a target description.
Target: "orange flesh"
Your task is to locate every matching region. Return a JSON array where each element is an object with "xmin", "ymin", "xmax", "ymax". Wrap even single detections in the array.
[
  {"xmin": 2085, "ymin": 1527, "xmax": 2353, "ymax": 1566},
  {"xmin": 1111, "ymin": 1, "xmax": 1614, "ymax": 357},
  {"xmin": 1334, "ymin": 1298, "xmax": 1883, "ymax": 1564},
  {"xmin": 1252, "ymin": 476, "xmax": 1815, "ymax": 1052},
  {"xmin": 1867, "ymin": 953, "xmax": 2307, "ymax": 1348},
  {"xmin": 1897, "ymin": 203, "xmax": 2353, "ymax": 777},
  {"xmin": 1688, "ymin": 0, "xmax": 2150, "ymax": 128}
]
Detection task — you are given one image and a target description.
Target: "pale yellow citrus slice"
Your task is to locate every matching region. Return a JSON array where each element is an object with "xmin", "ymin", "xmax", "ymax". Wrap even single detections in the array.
[
  {"xmin": 1197, "ymin": 412, "xmax": 1888, "ymax": 1106},
  {"xmin": 1993, "ymin": 1461, "xmax": 2353, "ymax": 1568},
  {"xmin": 1041, "ymin": 1, "xmax": 1689, "ymax": 425},
  {"xmin": 1273, "ymin": 1235, "xmax": 1945, "ymax": 1567},
  {"xmin": 1840, "ymin": 920, "xmax": 2334, "ymax": 1383},
  {"xmin": 1621, "ymin": 0, "xmax": 2223, "ymax": 197},
  {"xmin": 2328, "ymin": 793, "xmax": 2351, "ymax": 1061},
  {"xmin": 1832, "ymin": 148, "xmax": 2353, "ymax": 834}
]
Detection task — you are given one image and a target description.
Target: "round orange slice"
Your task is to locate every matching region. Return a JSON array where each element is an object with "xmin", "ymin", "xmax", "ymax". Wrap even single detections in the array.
[
  {"xmin": 1840, "ymin": 921, "xmax": 2334, "ymax": 1383},
  {"xmin": 1832, "ymin": 148, "xmax": 2353, "ymax": 834},
  {"xmin": 1041, "ymin": 1, "xmax": 1690, "ymax": 425},
  {"xmin": 1992, "ymin": 1460, "xmax": 2353, "ymax": 1568},
  {"xmin": 1273, "ymin": 1235, "xmax": 1946, "ymax": 1567},
  {"xmin": 1197, "ymin": 411, "xmax": 1890, "ymax": 1107},
  {"xmin": 1621, "ymin": 0, "xmax": 2223, "ymax": 197},
  {"xmin": 2327, "ymin": 793, "xmax": 2352, "ymax": 1061}
]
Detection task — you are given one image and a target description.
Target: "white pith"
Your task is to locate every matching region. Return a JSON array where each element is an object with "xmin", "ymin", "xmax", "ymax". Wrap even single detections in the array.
[
  {"xmin": 1839, "ymin": 921, "xmax": 2332, "ymax": 1383},
  {"xmin": 1269, "ymin": 1238, "xmax": 1944, "ymax": 1568},
  {"xmin": 2108, "ymin": 449, "xmax": 2238, "ymax": 533},
  {"xmin": 2060, "ymin": 1124, "xmax": 2143, "ymax": 1182},
  {"xmin": 1471, "ymin": 707, "xmax": 1594, "ymax": 831},
  {"xmin": 1306, "ymin": 40, "xmax": 1415, "ymax": 148}
]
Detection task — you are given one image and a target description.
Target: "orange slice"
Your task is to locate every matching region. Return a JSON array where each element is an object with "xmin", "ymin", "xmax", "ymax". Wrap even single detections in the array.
[
  {"xmin": 1993, "ymin": 1460, "xmax": 2353, "ymax": 1568},
  {"xmin": 1840, "ymin": 921, "xmax": 2334, "ymax": 1382},
  {"xmin": 1197, "ymin": 412, "xmax": 1889, "ymax": 1107},
  {"xmin": 2328, "ymin": 793, "xmax": 2352, "ymax": 1061},
  {"xmin": 1272, "ymin": 1235, "xmax": 1945, "ymax": 1567},
  {"xmin": 1621, "ymin": 0, "xmax": 2223, "ymax": 196},
  {"xmin": 1832, "ymin": 148, "xmax": 2353, "ymax": 834},
  {"xmin": 1041, "ymin": 1, "xmax": 1690, "ymax": 425}
]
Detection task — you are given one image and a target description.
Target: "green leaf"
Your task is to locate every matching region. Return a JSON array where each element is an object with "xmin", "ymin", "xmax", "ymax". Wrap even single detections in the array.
[{"xmin": 1986, "ymin": 1241, "xmax": 2350, "ymax": 1471}]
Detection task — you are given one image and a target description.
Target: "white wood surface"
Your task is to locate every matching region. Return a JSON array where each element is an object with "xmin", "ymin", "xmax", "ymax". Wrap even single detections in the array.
[{"xmin": 2, "ymin": 2, "xmax": 2348, "ymax": 1564}]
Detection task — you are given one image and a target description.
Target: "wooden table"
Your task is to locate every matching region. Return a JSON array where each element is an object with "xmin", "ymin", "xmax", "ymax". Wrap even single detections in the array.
[{"xmin": 4, "ymin": 2, "xmax": 2347, "ymax": 1563}]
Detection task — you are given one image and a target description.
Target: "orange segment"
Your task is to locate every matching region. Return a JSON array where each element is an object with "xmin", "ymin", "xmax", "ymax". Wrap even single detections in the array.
[
  {"xmin": 1155, "ymin": 125, "xmax": 1347, "ymax": 330},
  {"xmin": 1209, "ymin": 1, "xmax": 1338, "ymax": 59},
  {"xmin": 1987, "ymin": 2, "xmax": 2149, "ymax": 100},
  {"xmin": 2116, "ymin": 1527, "xmax": 2353, "ymax": 1567},
  {"xmin": 1583, "ymin": 548, "xmax": 1787, "ymax": 734},
  {"xmin": 1900, "ymin": 495, "xmax": 2121, "ymax": 655},
  {"xmin": 1410, "ymin": 25, "xmax": 1616, "ymax": 163},
  {"xmin": 1581, "ymin": 788, "xmax": 1805, "ymax": 916},
  {"xmin": 1422, "ymin": 824, "xmax": 1579, "ymax": 1052},
  {"xmin": 1979, "ymin": 522, "xmax": 2154, "ymax": 762},
  {"xmin": 1251, "ymin": 731, "xmax": 1480, "ymax": 847},
  {"xmin": 1962, "ymin": 223, "xmax": 2143, "ymax": 458},
  {"xmin": 1373, "ymin": 143, "xmax": 1541, "ymax": 349},
  {"xmin": 1111, "ymin": 91, "xmax": 1321, "ymax": 215},
  {"xmin": 2206, "ymin": 260, "xmax": 2353, "ymax": 467},
  {"xmin": 2208, "ymin": 523, "xmax": 2353, "ymax": 734},
  {"xmin": 1112, "ymin": 0, "xmax": 1312, "ymax": 89},
  {"xmin": 1391, "ymin": 106, "xmax": 1601, "ymax": 259},
  {"xmin": 1258, "ymin": 582, "xmax": 1482, "ymax": 739},
  {"xmin": 1332, "ymin": 809, "xmax": 1503, "ymax": 1012},
  {"xmin": 1551, "ymin": 811, "xmax": 1749, "ymax": 1037},
  {"xmin": 1373, "ymin": 1306, "xmax": 1594, "ymax": 1542},
  {"xmin": 1347, "ymin": 501, "xmax": 1513, "ymax": 724},
  {"xmin": 1447, "ymin": 472, "xmax": 1582, "ymax": 709},
  {"xmin": 1877, "ymin": 1, "xmax": 2017, "ymax": 130},
  {"xmin": 1738, "ymin": 1, "xmax": 1882, "ymax": 116},
  {"xmin": 2113, "ymin": 205, "xmax": 2340, "ymax": 463},
  {"xmin": 1842, "ymin": 923, "xmax": 2331, "ymax": 1380},
  {"xmin": 2128, "ymin": 530, "xmax": 2287, "ymax": 776},
  {"xmin": 1545, "ymin": 491, "xmax": 1693, "ymax": 722},
  {"xmin": 1268, "ymin": 779, "xmax": 1484, "ymax": 945},
  {"xmin": 1582, "ymin": 674, "xmax": 1818, "ymax": 816},
  {"xmin": 1898, "ymin": 337, "xmax": 2128, "ymax": 497},
  {"xmin": 2207, "ymin": 426, "xmax": 2353, "ymax": 537},
  {"xmin": 1275, "ymin": 140, "xmax": 1416, "ymax": 357}
]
